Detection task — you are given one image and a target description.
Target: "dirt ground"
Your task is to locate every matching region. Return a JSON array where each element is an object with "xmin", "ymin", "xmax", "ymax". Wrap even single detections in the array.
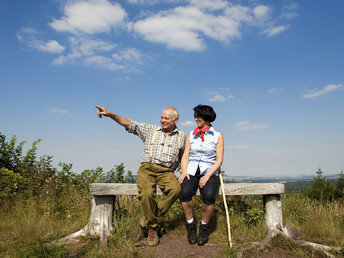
[
  {"xmin": 134, "ymin": 234, "xmax": 334, "ymax": 258},
  {"xmin": 136, "ymin": 235, "xmax": 226, "ymax": 258}
]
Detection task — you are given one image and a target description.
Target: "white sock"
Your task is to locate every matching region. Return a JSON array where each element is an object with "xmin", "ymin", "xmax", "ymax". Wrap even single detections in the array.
[
  {"xmin": 187, "ymin": 218, "xmax": 194, "ymax": 224},
  {"xmin": 201, "ymin": 220, "xmax": 207, "ymax": 225}
]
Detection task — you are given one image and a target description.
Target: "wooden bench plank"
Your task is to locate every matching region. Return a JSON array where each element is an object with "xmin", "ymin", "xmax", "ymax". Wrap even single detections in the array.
[{"xmin": 90, "ymin": 183, "xmax": 285, "ymax": 196}]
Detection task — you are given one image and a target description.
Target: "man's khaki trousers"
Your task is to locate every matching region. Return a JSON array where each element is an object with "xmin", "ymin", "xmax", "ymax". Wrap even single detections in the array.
[{"xmin": 137, "ymin": 162, "xmax": 181, "ymax": 228}]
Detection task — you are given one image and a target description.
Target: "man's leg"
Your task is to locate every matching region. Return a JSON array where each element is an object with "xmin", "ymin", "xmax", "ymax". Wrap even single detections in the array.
[
  {"xmin": 156, "ymin": 171, "xmax": 181, "ymax": 217},
  {"xmin": 137, "ymin": 163, "xmax": 159, "ymax": 228}
]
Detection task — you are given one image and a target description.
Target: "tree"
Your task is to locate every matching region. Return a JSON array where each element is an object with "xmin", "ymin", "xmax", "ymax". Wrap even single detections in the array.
[
  {"xmin": 305, "ymin": 168, "xmax": 334, "ymax": 202},
  {"xmin": 334, "ymin": 170, "xmax": 344, "ymax": 199}
]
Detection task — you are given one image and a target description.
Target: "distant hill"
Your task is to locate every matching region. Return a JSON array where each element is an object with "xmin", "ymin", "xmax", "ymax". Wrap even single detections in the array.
[{"xmin": 223, "ymin": 174, "xmax": 342, "ymax": 192}]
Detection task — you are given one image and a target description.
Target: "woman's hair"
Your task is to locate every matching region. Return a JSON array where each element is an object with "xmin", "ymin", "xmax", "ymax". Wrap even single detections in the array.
[{"xmin": 193, "ymin": 105, "xmax": 216, "ymax": 122}]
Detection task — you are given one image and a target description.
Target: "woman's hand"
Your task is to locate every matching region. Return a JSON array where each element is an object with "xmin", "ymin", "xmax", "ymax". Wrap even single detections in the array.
[
  {"xmin": 199, "ymin": 174, "xmax": 210, "ymax": 188},
  {"xmin": 178, "ymin": 173, "xmax": 190, "ymax": 184}
]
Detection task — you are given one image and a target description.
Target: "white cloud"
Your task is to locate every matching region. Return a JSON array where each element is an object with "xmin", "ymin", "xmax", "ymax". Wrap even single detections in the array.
[
  {"xmin": 208, "ymin": 94, "xmax": 226, "ymax": 102},
  {"xmin": 127, "ymin": 0, "xmax": 178, "ymax": 4},
  {"xmin": 181, "ymin": 120, "xmax": 196, "ymax": 127},
  {"xmin": 75, "ymin": 38, "xmax": 116, "ymax": 56},
  {"xmin": 112, "ymin": 47, "xmax": 146, "ymax": 65},
  {"xmin": 267, "ymin": 87, "xmax": 282, "ymax": 93},
  {"xmin": 228, "ymin": 94, "xmax": 234, "ymax": 99},
  {"xmin": 52, "ymin": 37, "xmax": 115, "ymax": 64},
  {"xmin": 16, "ymin": 27, "xmax": 39, "ymax": 41},
  {"xmin": 132, "ymin": 2, "xmax": 293, "ymax": 52},
  {"xmin": 52, "ymin": 37, "xmax": 147, "ymax": 71},
  {"xmin": 30, "ymin": 40, "xmax": 66, "ymax": 53},
  {"xmin": 84, "ymin": 55, "xmax": 124, "ymax": 71},
  {"xmin": 253, "ymin": 5, "xmax": 271, "ymax": 20},
  {"xmin": 227, "ymin": 145, "xmax": 251, "ymax": 149},
  {"xmin": 47, "ymin": 108, "xmax": 69, "ymax": 114},
  {"xmin": 280, "ymin": 3, "xmax": 299, "ymax": 20},
  {"xmin": 263, "ymin": 25, "xmax": 289, "ymax": 37},
  {"xmin": 190, "ymin": 0, "xmax": 228, "ymax": 11},
  {"xmin": 234, "ymin": 121, "xmax": 268, "ymax": 131},
  {"xmin": 302, "ymin": 84, "xmax": 343, "ymax": 99},
  {"xmin": 49, "ymin": 0, "xmax": 126, "ymax": 35},
  {"xmin": 17, "ymin": 28, "xmax": 65, "ymax": 53}
]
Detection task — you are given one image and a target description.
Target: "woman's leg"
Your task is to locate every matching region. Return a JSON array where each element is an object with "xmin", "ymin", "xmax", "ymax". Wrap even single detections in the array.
[
  {"xmin": 201, "ymin": 203, "xmax": 215, "ymax": 223},
  {"xmin": 198, "ymin": 174, "xmax": 220, "ymax": 245},
  {"xmin": 180, "ymin": 175, "xmax": 199, "ymax": 244},
  {"xmin": 182, "ymin": 200, "xmax": 194, "ymax": 220}
]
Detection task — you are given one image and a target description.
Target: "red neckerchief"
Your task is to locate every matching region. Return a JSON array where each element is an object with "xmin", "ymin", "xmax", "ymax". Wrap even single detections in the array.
[{"xmin": 193, "ymin": 125, "xmax": 211, "ymax": 141}]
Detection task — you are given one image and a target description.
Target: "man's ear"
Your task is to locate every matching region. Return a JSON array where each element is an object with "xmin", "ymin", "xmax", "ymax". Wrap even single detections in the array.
[{"xmin": 174, "ymin": 118, "xmax": 179, "ymax": 125}]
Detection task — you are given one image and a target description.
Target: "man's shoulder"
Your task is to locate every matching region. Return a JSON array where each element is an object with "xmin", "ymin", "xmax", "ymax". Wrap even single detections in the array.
[
  {"xmin": 175, "ymin": 128, "xmax": 186, "ymax": 138},
  {"xmin": 131, "ymin": 120, "xmax": 158, "ymax": 129}
]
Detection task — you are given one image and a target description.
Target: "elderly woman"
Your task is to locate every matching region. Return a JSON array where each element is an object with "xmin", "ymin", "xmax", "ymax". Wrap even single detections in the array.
[{"xmin": 178, "ymin": 105, "xmax": 224, "ymax": 245}]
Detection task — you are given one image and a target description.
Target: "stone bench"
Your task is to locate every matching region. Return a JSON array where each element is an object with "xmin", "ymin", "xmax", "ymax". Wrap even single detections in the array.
[{"xmin": 55, "ymin": 182, "xmax": 285, "ymax": 244}]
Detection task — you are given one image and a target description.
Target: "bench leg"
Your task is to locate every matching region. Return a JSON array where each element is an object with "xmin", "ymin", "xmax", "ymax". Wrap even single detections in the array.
[
  {"xmin": 88, "ymin": 195, "xmax": 115, "ymax": 244},
  {"xmin": 263, "ymin": 194, "xmax": 283, "ymax": 236},
  {"xmin": 50, "ymin": 195, "xmax": 115, "ymax": 245}
]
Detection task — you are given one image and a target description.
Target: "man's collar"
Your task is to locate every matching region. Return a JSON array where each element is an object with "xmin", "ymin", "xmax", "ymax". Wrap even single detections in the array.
[{"xmin": 158, "ymin": 126, "xmax": 180, "ymax": 134}]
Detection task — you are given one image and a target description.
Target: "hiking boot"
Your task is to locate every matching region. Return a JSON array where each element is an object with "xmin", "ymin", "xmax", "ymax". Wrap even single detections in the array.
[
  {"xmin": 140, "ymin": 215, "xmax": 148, "ymax": 238},
  {"xmin": 148, "ymin": 227, "xmax": 159, "ymax": 246},
  {"xmin": 186, "ymin": 221, "xmax": 197, "ymax": 244},
  {"xmin": 197, "ymin": 223, "xmax": 210, "ymax": 246}
]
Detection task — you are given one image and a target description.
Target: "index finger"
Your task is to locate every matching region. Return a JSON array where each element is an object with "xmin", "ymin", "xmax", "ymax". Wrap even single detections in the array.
[{"xmin": 95, "ymin": 105, "xmax": 103, "ymax": 110}]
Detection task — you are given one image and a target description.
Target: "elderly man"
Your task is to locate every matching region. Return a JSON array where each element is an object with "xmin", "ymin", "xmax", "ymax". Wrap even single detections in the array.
[{"xmin": 95, "ymin": 105, "xmax": 186, "ymax": 246}]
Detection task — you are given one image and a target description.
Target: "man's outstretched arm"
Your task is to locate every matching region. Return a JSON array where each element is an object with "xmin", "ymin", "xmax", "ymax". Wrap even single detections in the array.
[{"xmin": 95, "ymin": 105, "xmax": 130, "ymax": 130}]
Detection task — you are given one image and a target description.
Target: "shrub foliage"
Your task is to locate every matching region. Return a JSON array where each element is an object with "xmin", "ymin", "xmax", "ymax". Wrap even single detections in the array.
[
  {"xmin": 304, "ymin": 168, "xmax": 343, "ymax": 202},
  {"xmin": 0, "ymin": 133, "xmax": 136, "ymax": 202}
]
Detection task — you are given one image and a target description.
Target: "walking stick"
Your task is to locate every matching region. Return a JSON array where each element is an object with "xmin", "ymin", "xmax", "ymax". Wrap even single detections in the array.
[{"xmin": 219, "ymin": 171, "xmax": 233, "ymax": 248}]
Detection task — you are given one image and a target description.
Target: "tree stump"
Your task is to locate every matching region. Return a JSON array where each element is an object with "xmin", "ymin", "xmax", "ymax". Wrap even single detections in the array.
[{"xmin": 51, "ymin": 195, "xmax": 115, "ymax": 245}]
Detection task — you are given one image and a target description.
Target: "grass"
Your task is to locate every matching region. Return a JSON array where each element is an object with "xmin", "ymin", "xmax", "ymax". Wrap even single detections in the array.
[
  {"xmin": 283, "ymin": 193, "xmax": 344, "ymax": 247},
  {"xmin": 0, "ymin": 189, "xmax": 344, "ymax": 257}
]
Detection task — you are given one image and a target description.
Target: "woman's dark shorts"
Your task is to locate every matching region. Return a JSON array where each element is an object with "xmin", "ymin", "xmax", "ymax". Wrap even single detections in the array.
[{"xmin": 180, "ymin": 167, "xmax": 220, "ymax": 204}]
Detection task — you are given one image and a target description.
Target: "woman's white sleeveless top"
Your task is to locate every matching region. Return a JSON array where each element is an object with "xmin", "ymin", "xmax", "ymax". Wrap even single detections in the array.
[{"xmin": 187, "ymin": 126, "xmax": 221, "ymax": 176}]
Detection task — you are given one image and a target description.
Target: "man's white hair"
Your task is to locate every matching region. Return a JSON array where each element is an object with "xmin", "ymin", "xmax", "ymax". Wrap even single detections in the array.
[{"xmin": 165, "ymin": 106, "xmax": 179, "ymax": 119}]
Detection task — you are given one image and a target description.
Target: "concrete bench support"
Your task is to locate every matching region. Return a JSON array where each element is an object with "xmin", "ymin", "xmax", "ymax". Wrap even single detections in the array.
[
  {"xmin": 54, "ymin": 182, "xmax": 284, "ymax": 244},
  {"xmin": 263, "ymin": 194, "xmax": 283, "ymax": 236},
  {"xmin": 88, "ymin": 195, "xmax": 115, "ymax": 243}
]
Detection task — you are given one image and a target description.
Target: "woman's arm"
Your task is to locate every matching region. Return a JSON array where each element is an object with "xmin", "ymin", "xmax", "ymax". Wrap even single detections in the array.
[
  {"xmin": 178, "ymin": 135, "xmax": 191, "ymax": 183},
  {"xmin": 199, "ymin": 134, "xmax": 224, "ymax": 188}
]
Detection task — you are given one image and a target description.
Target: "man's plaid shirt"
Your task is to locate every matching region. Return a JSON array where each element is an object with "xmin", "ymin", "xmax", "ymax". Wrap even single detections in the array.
[{"xmin": 127, "ymin": 120, "xmax": 186, "ymax": 171}]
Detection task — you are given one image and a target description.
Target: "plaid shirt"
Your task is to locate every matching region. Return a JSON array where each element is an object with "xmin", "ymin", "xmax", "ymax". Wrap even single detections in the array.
[{"xmin": 127, "ymin": 120, "xmax": 186, "ymax": 171}]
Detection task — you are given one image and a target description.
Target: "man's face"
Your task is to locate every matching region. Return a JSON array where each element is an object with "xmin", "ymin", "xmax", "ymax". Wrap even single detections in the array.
[{"xmin": 160, "ymin": 109, "xmax": 178, "ymax": 131}]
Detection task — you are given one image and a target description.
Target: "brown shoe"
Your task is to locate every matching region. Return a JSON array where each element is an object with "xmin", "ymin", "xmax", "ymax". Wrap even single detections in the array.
[
  {"xmin": 148, "ymin": 227, "xmax": 159, "ymax": 246},
  {"xmin": 140, "ymin": 215, "xmax": 148, "ymax": 238},
  {"xmin": 140, "ymin": 215, "xmax": 148, "ymax": 228}
]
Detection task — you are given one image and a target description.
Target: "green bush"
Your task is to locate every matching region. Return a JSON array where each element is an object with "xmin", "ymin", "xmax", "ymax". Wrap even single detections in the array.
[
  {"xmin": 0, "ymin": 167, "xmax": 23, "ymax": 200},
  {"xmin": 304, "ymin": 168, "xmax": 335, "ymax": 202},
  {"xmin": 334, "ymin": 171, "xmax": 344, "ymax": 199},
  {"xmin": 245, "ymin": 207, "xmax": 264, "ymax": 225},
  {"xmin": 283, "ymin": 193, "xmax": 309, "ymax": 224}
]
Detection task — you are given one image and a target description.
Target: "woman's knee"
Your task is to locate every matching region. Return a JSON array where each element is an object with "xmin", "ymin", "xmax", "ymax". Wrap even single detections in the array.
[
  {"xmin": 201, "ymin": 192, "xmax": 216, "ymax": 204},
  {"xmin": 180, "ymin": 186, "xmax": 193, "ymax": 202},
  {"xmin": 201, "ymin": 187, "xmax": 218, "ymax": 204}
]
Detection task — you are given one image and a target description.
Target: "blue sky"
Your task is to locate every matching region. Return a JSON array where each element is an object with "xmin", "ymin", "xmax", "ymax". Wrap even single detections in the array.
[{"xmin": 1, "ymin": 0, "xmax": 343, "ymax": 177}]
